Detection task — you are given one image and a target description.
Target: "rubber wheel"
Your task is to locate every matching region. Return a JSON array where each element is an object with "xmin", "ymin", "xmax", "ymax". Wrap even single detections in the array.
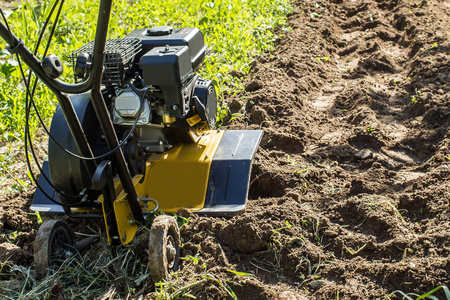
[
  {"xmin": 33, "ymin": 220, "xmax": 74, "ymax": 277},
  {"xmin": 148, "ymin": 215, "xmax": 181, "ymax": 282}
]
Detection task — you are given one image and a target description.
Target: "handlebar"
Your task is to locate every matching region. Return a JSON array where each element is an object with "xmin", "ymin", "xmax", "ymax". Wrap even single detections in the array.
[
  {"xmin": 0, "ymin": 0, "xmax": 113, "ymax": 95},
  {"xmin": 0, "ymin": 0, "xmax": 144, "ymax": 222}
]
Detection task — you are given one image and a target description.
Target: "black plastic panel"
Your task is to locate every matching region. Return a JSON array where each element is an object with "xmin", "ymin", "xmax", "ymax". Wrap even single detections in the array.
[{"xmin": 198, "ymin": 130, "xmax": 263, "ymax": 215}]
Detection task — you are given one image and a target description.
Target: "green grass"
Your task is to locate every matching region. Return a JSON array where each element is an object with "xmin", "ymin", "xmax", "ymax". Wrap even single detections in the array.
[
  {"xmin": 0, "ymin": 0, "xmax": 291, "ymax": 146},
  {"xmin": 384, "ymin": 285, "xmax": 450, "ymax": 300},
  {"xmin": 1, "ymin": 229, "xmax": 149, "ymax": 299},
  {"xmin": 0, "ymin": 227, "xmax": 243, "ymax": 299}
]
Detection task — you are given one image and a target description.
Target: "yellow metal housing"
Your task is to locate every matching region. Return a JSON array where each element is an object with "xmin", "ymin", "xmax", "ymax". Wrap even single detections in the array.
[
  {"xmin": 137, "ymin": 129, "xmax": 224, "ymax": 212},
  {"xmin": 100, "ymin": 129, "xmax": 224, "ymax": 245}
]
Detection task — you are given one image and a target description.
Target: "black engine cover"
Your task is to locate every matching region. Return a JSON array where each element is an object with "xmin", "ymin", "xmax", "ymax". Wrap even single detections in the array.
[{"xmin": 126, "ymin": 27, "xmax": 207, "ymax": 71}]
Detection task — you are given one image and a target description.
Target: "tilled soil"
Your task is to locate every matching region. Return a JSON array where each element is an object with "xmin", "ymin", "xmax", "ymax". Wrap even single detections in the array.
[
  {"xmin": 0, "ymin": 0, "xmax": 18, "ymax": 10},
  {"xmin": 1, "ymin": 0, "xmax": 450, "ymax": 299}
]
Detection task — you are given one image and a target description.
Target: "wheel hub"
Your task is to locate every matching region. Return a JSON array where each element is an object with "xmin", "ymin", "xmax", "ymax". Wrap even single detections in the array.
[{"xmin": 166, "ymin": 235, "xmax": 176, "ymax": 269}]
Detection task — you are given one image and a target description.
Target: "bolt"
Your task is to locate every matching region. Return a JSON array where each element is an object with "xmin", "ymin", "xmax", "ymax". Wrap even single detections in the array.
[
  {"xmin": 81, "ymin": 194, "xmax": 89, "ymax": 202},
  {"xmin": 171, "ymin": 104, "xmax": 179, "ymax": 111}
]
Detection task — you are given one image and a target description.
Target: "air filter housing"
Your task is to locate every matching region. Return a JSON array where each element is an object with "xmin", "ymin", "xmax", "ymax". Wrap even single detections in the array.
[{"xmin": 139, "ymin": 45, "xmax": 192, "ymax": 117}]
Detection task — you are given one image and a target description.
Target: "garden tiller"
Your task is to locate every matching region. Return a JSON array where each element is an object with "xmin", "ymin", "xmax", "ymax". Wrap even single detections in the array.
[{"xmin": 0, "ymin": 0, "xmax": 262, "ymax": 281}]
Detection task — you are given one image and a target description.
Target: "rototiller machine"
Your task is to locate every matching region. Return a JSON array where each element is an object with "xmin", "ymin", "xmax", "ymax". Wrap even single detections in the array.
[{"xmin": 0, "ymin": 0, "xmax": 262, "ymax": 281}]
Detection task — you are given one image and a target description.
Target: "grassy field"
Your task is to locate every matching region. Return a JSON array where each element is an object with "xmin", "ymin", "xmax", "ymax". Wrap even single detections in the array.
[{"xmin": 0, "ymin": 0, "xmax": 290, "ymax": 142}]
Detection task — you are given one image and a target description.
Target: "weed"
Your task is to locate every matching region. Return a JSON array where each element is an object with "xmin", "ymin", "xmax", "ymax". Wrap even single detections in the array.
[
  {"xmin": 312, "ymin": 160, "xmax": 328, "ymax": 168},
  {"xmin": 180, "ymin": 255, "xmax": 199, "ymax": 264},
  {"xmin": 295, "ymin": 168, "xmax": 310, "ymax": 175},
  {"xmin": 167, "ymin": 278, "xmax": 208, "ymax": 299},
  {"xmin": 0, "ymin": 231, "xmax": 20, "ymax": 243},
  {"xmin": 385, "ymin": 285, "xmax": 450, "ymax": 300},
  {"xmin": 27, "ymin": 211, "xmax": 43, "ymax": 225},
  {"xmin": 343, "ymin": 244, "xmax": 367, "ymax": 256},
  {"xmin": 226, "ymin": 269, "xmax": 253, "ymax": 276},
  {"xmin": 273, "ymin": 220, "xmax": 293, "ymax": 232}
]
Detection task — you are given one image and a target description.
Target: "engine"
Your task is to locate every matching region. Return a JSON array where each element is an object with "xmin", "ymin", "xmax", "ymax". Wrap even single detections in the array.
[
  {"xmin": 69, "ymin": 26, "xmax": 218, "ymax": 155},
  {"xmin": 47, "ymin": 26, "xmax": 219, "ymax": 202}
]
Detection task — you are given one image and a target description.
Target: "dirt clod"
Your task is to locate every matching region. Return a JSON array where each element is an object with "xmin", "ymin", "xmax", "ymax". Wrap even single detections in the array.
[{"xmin": 0, "ymin": 242, "xmax": 25, "ymax": 265}]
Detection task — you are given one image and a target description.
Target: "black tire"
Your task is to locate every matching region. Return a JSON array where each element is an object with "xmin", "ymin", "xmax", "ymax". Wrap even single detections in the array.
[
  {"xmin": 148, "ymin": 215, "xmax": 181, "ymax": 282},
  {"xmin": 33, "ymin": 220, "xmax": 74, "ymax": 277}
]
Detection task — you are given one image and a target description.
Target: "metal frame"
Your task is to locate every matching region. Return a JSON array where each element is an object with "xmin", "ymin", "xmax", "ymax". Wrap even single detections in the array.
[{"xmin": 0, "ymin": 0, "xmax": 144, "ymax": 223}]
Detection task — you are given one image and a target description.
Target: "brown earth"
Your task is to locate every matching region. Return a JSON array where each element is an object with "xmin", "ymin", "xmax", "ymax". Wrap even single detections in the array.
[
  {"xmin": 0, "ymin": 0, "xmax": 18, "ymax": 10},
  {"xmin": 1, "ymin": 0, "xmax": 450, "ymax": 299}
]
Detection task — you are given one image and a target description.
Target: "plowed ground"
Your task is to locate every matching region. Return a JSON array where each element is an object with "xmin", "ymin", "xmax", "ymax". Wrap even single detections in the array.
[{"xmin": 1, "ymin": 0, "xmax": 450, "ymax": 299}]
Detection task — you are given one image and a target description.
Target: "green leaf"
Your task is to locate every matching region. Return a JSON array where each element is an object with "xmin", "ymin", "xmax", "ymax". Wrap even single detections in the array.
[
  {"xmin": 181, "ymin": 255, "xmax": 199, "ymax": 264},
  {"xmin": 416, "ymin": 286, "xmax": 450, "ymax": 300},
  {"xmin": 226, "ymin": 269, "xmax": 253, "ymax": 276}
]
